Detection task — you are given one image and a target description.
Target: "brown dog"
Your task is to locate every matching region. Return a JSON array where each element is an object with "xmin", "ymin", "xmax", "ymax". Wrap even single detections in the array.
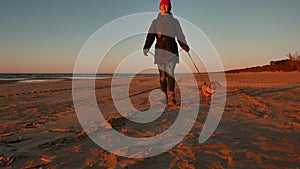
[{"xmin": 201, "ymin": 81, "xmax": 221, "ymax": 105}]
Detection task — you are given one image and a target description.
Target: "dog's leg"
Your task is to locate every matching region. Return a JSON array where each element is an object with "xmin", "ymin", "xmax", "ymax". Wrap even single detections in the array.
[{"xmin": 211, "ymin": 95, "xmax": 214, "ymax": 104}]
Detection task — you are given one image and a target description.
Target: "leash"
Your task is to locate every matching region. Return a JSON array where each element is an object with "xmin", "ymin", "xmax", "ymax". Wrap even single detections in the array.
[
  {"xmin": 187, "ymin": 52, "xmax": 206, "ymax": 82},
  {"xmin": 147, "ymin": 49, "xmax": 206, "ymax": 82}
]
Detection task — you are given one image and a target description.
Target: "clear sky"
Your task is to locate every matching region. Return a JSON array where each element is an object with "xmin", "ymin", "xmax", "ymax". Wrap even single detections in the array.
[{"xmin": 0, "ymin": 0, "xmax": 299, "ymax": 73}]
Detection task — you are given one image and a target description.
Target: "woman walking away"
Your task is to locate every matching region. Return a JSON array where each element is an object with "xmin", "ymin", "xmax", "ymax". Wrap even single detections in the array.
[{"xmin": 143, "ymin": 0, "xmax": 190, "ymax": 106}]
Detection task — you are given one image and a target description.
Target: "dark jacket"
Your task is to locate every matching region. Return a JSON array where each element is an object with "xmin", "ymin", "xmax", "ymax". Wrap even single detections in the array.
[{"xmin": 143, "ymin": 13, "xmax": 189, "ymax": 64}]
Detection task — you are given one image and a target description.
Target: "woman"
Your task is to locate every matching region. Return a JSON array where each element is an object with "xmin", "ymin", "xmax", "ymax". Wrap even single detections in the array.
[{"xmin": 143, "ymin": 0, "xmax": 189, "ymax": 106}]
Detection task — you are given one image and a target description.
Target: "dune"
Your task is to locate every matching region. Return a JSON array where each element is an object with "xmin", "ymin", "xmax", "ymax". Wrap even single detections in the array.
[{"xmin": 0, "ymin": 72, "xmax": 299, "ymax": 168}]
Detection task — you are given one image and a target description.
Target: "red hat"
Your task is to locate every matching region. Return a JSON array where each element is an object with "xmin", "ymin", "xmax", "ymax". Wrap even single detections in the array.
[{"xmin": 160, "ymin": 0, "xmax": 171, "ymax": 7}]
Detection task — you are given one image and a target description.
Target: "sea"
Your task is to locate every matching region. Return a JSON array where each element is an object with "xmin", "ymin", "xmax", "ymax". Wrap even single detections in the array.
[{"xmin": 0, "ymin": 73, "xmax": 157, "ymax": 83}]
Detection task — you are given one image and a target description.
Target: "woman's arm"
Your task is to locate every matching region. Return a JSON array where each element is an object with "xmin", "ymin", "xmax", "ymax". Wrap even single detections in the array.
[
  {"xmin": 174, "ymin": 19, "xmax": 189, "ymax": 52},
  {"xmin": 143, "ymin": 20, "xmax": 157, "ymax": 52}
]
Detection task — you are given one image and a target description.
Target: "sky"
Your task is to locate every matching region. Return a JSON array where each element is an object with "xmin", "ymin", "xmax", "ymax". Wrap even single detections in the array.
[{"xmin": 0, "ymin": 0, "xmax": 299, "ymax": 73}]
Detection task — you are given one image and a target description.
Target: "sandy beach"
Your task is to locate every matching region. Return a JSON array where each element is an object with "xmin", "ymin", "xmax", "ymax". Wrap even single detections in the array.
[{"xmin": 0, "ymin": 72, "xmax": 299, "ymax": 169}]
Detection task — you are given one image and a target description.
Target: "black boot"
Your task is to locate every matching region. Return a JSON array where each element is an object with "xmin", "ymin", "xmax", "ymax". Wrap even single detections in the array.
[
  {"xmin": 167, "ymin": 90, "xmax": 176, "ymax": 106},
  {"xmin": 160, "ymin": 92, "xmax": 168, "ymax": 104}
]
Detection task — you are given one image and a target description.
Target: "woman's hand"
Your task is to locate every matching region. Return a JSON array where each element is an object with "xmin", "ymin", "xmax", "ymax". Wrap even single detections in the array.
[
  {"xmin": 183, "ymin": 45, "xmax": 189, "ymax": 53},
  {"xmin": 143, "ymin": 49, "xmax": 149, "ymax": 56}
]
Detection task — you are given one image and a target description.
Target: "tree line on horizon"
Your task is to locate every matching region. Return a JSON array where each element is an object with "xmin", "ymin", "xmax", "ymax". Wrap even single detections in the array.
[{"xmin": 227, "ymin": 51, "xmax": 300, "ymax": 73}]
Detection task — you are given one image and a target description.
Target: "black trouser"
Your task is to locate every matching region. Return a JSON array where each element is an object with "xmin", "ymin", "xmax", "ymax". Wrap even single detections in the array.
[{"xmin": 157, "ymin": 62, "xmax": 176, "ymax": 95}]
